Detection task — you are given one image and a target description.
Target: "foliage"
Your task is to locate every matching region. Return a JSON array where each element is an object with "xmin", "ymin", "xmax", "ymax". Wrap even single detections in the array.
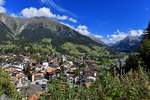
[
  {"xmin": 61, "ymin": 42, "xmax": 81, "ymax": 57},
  {"xmin": 140, "ymin": 22, "xmax": 150, "ymax": 71},
  {"xmin": 125, "ymin": 54, "xmax": 139, "ymax": 72},
  {"xmin": 40, "ymin": 79, "xmax": 104, "ymax": 100},
  {"xmin": 140, "ymin": 40, "xmax": 150, "ymax": 71},
  {"xmin": 61, "ymin": 42, "xmax": 110, "ymax": 59},
  {"xmin": 0, "ymin": 38, "xmax": 55, "ymax": 55},
  {"xmin": 40, "ymin": 65, "xmax": 150, "ymax": 100},
  {"xmin": 0, "ymin": 68, "xmax": 20, "ymax": 99},
  {"xmin": 99, "ymin": 68, "xmax": 150, "ymax": 100}
]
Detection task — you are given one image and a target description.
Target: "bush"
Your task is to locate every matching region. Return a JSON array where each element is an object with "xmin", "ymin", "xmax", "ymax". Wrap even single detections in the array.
[
  {"xmin": 40, "ymin": 67, "xmax": 150, "ymax": 100},
  {"xmin": 0, "ymin": 68, "xmax": 21, "ymax": 99}
]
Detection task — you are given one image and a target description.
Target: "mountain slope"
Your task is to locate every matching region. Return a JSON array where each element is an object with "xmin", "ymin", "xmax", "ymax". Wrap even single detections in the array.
[
  {"xmin": 0, "ymin": 21, "xmax": 14, "ymax": 41},
  {"xmin": 0, "ymin": 14, "xmax": 104, "ymax": 47}
]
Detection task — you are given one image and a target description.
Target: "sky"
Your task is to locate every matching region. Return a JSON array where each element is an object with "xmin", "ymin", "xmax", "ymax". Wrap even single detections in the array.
[{"xmin": 0, "ymin": 0, "xmax": 150, "ymax": 44}]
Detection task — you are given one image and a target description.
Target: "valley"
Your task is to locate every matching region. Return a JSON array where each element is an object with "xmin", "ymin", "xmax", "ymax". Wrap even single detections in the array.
[{"xmin": 0, "ymin": 13, "xmax": 150, "ymax": 100}]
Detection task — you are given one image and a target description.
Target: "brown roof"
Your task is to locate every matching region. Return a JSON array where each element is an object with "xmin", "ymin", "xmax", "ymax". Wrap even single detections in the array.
[
  {"xmin": 32, "ymin": 72, "xmax": 45, "ymax": 76},
  {"xmin": 47, "ymin": 67, "xmax": 60, "ymax": 73}
]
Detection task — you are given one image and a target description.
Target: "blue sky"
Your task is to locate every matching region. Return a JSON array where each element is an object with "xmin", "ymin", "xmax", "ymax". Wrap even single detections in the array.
[{"xmin": 1, "ymin": 0, "xmax": 150, "ymax": 44}]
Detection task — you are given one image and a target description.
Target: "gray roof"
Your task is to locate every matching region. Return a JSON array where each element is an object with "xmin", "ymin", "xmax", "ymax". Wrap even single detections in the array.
[{"xmin": 26, "ymin": 84, "xmax": 43, "ymax": 97}]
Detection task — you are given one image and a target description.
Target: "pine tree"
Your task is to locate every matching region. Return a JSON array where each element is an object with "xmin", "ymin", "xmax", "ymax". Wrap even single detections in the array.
[
  {"xmin": 144, "ymin": 22, "xmax": 150, "ymax": 39},
  {"xmin": 140, "ymin": 22, "xmax": 150, "ymax": 71}
]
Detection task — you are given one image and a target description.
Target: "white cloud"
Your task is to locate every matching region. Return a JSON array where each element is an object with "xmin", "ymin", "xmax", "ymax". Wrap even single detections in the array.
[
  {"xmin": 21, "ymin": 7, "xmax": 69, "ymax": 20},
  {"xmin": 60, "ymin": 23, "xmax": 89, "ymax": 35},
  {"xmin": 75, "ymin": 25, "xmax": 104, "ymax": 41},
  {"xmin": 75, "ymin": 25, "xmax": 90, "ymax": 36},
  {"xmin": 61, "ymin": 23, "xmax": 103, "ymax": 39},
  {"xmin": 21, "ymin": 7, "xmax": 56, "ymax": 18},
  {"xmin": 69, "ymin": 17, "xmax": 77, "ymax": 23},
  {"xmin": 21, "ymin": 7, "xmax": 77, "ymax": 22},
  {"xmin": 94, "ymin": 35, "xmax": 103, "ymax": 39},
  {"xmin": 0, "ymin": 6, "xmax": 6, "ymax": 13},
  {"xmin": 60, "ymin": 22, "xmax": 75, "ymax": 29},
  {"xmin": 56, "ymin": 15, "xmax": 68, "ymax": 20},
  {"xmin": 0, "ymin": 0, "xmax": 6, "ymax": 13}
]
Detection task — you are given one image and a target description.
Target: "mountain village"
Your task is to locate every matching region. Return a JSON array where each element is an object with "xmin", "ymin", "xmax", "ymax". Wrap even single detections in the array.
[{"xmin": 0, "ymin": 53, "xmax": 98, "ymax": 99}]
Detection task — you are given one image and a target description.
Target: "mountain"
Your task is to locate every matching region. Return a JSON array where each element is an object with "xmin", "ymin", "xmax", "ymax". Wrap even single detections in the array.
[
  {"xmin": 111, "ymin": 35, "xmax": 142, "ymax": 52},
  {"xmin": 0, "ymin": 21, "xmax": 14, "ymax": 41},
  {"xmin": 0, "ymin": 14, "xmax": 104, "ymax": 47}
]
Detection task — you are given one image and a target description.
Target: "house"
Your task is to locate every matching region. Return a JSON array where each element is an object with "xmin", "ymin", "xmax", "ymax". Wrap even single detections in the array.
[
  {"xmin": 5, "ymin": 66, "xmax": 23, "ymax": 74},
  {"xmin": 45, "ymin": 66, "xmax": 61, "ymax": 78},
  {"xmin": 15, "ymin": 76, "xmax": 30, "ymax": 90},
  {"xmin": 34, "ymin": 64, "xmax": 46, "ymax": 72},
  {"xmin": 48, "ymin": 57, "xmax": 59, "ymax": 66},
  {"xmin": 31, "ymin": 72, "xmax": 45, "ymax": 83},
  {"xmin": 74, "ymin": 63, "xmax": 98, "ymax": 85},
  {"xmin": 83, "ymin": 69, "xmax": 97, "ymax": 82},
  {"xmin": 42, "ymin": 61, "xmax": 49, "ymax": 69},
  {"xmin": 24, "ymin": 84, "xmax": 44, "ymax": 98},
  {"xmin": 11, "ymin": 62, "xmax": 24, "ymax": 70},
  {"xmin": 34, "ymin": 79, "xmax": 48, "ymax": 92}
]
